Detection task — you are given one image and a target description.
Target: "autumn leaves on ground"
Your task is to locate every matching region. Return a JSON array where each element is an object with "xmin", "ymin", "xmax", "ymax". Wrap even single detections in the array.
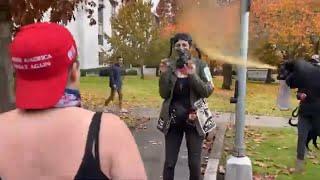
[{"xmin": 223, "ymin": 127, "xmax": 320, "ymax": 180}]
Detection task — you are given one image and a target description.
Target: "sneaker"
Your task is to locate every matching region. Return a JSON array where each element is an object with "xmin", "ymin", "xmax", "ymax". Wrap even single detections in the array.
[{"xmin": 294, "ymin": 159, "xmax": 305, "ymax": 173}]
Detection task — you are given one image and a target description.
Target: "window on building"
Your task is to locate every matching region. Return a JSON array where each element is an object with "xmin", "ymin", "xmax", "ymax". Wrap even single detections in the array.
[
  {"xmin": 98, "ymin": 0, "xmax": 104, "ymax": 45},
  {"xmin": 110, "ymin": 0, "xmax": 118, "ymax": 17},
  {"xmin": 99, "ymin": 52, "xmax": 105, "ymax": 65}
]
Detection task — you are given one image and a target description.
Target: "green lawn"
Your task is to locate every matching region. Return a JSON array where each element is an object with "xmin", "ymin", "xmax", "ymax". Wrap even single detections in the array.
[
  {"xmin": 80, "ymin": 75, "xmax": 297, "ymax": 117},
  {"xmin": 80, "ymin": 76, "xmax": 162, "ymax": 110},
  {"xmin": 223, "ymin": 127, "xmax": 320, "ymax": 180}
]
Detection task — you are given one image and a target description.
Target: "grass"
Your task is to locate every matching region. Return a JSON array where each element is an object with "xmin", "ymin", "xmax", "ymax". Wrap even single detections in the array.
[
  {"xmin": 80, "ymin": 76, "xmax": 162, "ymax": 109},
  {"xmin": 80, "ymin": 75, "xmax": 319, "ymax": 179},
  {"xmin": 223, "ymin": 127, "xmax": 320, "ymax": 180},
  {"xmin": 80, "ymin": 75, "xmax": 297, "ymax": 117}
]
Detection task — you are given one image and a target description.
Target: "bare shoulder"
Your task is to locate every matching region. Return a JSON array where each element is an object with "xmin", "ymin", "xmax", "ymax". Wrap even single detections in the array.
[
  {"xmin": 101, "ymin": 113, "xmax": 127, "ymax": 130},
  {"xmin": 0, "ymin": 109, "xmax": 19, "ymax": 127},
  {"xmin": 0, "ymin": 109, "xmax": 18, "ymax": 119},
  {"xmin": 99, "ymin": 113, "xmax": 146, "ymax": 179},
  {"xmin": 99, "ymin": 113, "xmax": 131, "ymax": 143}
]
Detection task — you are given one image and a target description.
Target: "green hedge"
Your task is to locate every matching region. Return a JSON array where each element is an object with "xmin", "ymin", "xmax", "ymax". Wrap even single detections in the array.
[
  {"xmin": 126, "ymin": 69, "xmax": 138, "ymax": 76},
  {"xmin": 80, "ymin": 67, "xmax": 138, "ymax": 77}
]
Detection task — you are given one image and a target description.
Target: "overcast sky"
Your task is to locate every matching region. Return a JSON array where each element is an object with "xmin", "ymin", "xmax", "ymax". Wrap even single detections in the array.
[{"xmin": 151, "ymin": 0, "xmax": 160, "ymax": 13}]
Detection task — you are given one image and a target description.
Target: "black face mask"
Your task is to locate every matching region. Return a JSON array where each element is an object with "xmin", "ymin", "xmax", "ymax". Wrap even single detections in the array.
[{"xmin": 176, "ymin": 48, "xmax": 191, "ymax": 69}]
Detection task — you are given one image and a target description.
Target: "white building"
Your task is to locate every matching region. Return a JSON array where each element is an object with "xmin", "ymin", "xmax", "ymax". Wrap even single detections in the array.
[{"xmin": 43, "ymin": 0, "xmax": 159, "ymax": 70}]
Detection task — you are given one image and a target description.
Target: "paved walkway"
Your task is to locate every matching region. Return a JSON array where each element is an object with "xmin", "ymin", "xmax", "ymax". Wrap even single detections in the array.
[{"xmin": 125, "ymin": 107, "xmax": 292, "ymax": 180}]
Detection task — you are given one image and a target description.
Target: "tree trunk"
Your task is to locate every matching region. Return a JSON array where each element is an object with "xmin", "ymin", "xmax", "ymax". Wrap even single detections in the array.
[
  {"xmin": 222, "ymin": 63, "xmax": 232, "ymax": 90},
  {"xmin": 140, "ymin": 64, "xmax": 144, "ymax": 79},
  {"xmin": 0, "ymin": 5, "xmax": 15, "ymax": 113},
  {"xmin": 265, "ymin": 69, "xmax": 273, "ymax": 84},
  {"xmin": 314, "ymin": 40, "xmax": 319, "ymax": 55}
]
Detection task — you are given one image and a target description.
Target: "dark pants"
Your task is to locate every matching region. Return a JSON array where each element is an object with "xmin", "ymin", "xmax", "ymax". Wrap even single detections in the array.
[
  {"xmin": 163, "ymin": 123, "xmax": 204, "ymax": 180},
  {"xmin": 105, "ymin": 87, "xmax": 123, "ymax": 109},
  {"xmin": 297, "ymin": 115, "xmax": 320, "ymax": 160}
]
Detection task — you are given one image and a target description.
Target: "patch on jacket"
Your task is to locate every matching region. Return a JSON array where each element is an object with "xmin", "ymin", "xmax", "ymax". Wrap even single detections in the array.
[
  {"xmin": 194, "ymin": 98, "xmax": 216, "ymax": 134},
  {"xmin": 204, "ymin": 66, "xmax": 213, "ymax": 83}
]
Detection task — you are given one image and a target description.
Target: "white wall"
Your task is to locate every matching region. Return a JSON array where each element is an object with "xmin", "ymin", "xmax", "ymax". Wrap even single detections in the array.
[
  {"xmin": 83, "ymin": 6, "xmax": 99, "ymax": 69},
  {"xmin": 131, "ymin": 66, "xmax": 157, "ymax": 76},
  {"xmin": 68, "ymin": 2, "xmax": 99, "ymax": 69},
  {"xmin": 42, "ymin": 2, "xmax": 100, "ymax": 70},
  {"xmin": 101, "ymin": 0, "xmax": 113, "ymax": 53}
]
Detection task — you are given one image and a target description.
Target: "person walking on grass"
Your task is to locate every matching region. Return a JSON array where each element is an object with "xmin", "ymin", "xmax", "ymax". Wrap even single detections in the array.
[{"xmin": 104, "ymin": 57, "xmax": 128, "ymax": 113}]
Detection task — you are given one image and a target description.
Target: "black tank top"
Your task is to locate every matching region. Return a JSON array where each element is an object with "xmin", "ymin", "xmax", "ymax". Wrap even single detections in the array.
[
  {"xmin": 74, "ymin": 112, "xmax": 110, "ymax": 180},
  {"xmin": 169, "ymin": 77, "xmax": 191, "ymax": 125}
]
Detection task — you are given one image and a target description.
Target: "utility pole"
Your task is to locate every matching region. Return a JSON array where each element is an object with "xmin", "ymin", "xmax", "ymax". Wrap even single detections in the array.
[
  {"xmin": 225, "ymin": 0, "xmax": 253, "ymax": 179},
  {"xmin": 0, "ymin": 0, "xmax": 15, "ymax": 113}
]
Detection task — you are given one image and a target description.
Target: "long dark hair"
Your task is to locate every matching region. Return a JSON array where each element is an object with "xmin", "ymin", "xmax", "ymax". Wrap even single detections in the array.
[{"xmin": 168, "ymin": 33, "xmax": 202, "ymax": 59}]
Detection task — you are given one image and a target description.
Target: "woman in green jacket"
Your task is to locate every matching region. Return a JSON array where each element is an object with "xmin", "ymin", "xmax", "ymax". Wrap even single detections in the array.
[{"xmin": 158, "ymin": 33, "xmax": 214, "ymax": 180}]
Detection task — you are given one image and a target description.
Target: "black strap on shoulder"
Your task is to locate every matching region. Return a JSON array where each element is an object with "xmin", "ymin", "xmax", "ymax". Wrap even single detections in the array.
[{"xmin": 83, "ymin": 112, "xmax": 103, "ymax": 167}]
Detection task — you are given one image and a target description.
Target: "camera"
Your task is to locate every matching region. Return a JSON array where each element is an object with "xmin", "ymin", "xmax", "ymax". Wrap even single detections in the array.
[{"xmin": 176, "ymin": 49, "xmax": 191, "ymax": 69}]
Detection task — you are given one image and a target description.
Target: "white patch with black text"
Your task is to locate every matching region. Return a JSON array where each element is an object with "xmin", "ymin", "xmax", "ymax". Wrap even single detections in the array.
[{"xmin": 194, "ymin": 98, "xmax": 216, "ymax": 134}]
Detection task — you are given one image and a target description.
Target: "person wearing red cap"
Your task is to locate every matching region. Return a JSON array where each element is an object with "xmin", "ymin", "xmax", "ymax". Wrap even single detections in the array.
[{"xmin": 0, "ymin": 22, "xmax": 146, "ymax": 180}]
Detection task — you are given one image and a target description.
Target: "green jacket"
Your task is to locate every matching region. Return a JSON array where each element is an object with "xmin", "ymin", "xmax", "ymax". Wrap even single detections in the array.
[{"xmin": 157, "ymin": 57, "xmax": 214, "ymax": 136}]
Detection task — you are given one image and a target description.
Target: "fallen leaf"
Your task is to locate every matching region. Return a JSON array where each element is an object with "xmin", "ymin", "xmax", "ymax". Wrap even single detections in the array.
[
  {"xmin": 289, "ymin": 168, "xmax": 295, "ymax": 173},
  {"xmin": 311, "ymin": 159, "xmax": 319, "ymax": 165},
  {"xmin": 201, "ymin": 167, "xmax": 206, "ymax": 175},
  {"xmin": 253, "ymin": 174, "xmax": 263, "ymax": 180},
  {"xmin": 219, "ymin": 165, "xmax": 226, "ymax": 174},
  {"xmin": 253, "ymin": 161, "xmax": 268, "ymax": 168}
]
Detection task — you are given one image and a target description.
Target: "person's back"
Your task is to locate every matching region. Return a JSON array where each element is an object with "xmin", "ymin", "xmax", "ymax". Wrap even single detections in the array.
[
  {"xmin": 0, "ymin": 108, "xmax": 145, "ymax": 180},
  {"xmin": 0, "ymin": 22, "xmax": 146, "ymax": 180}
]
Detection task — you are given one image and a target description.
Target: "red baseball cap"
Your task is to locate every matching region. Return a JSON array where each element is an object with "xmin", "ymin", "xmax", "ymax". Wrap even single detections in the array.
[{"xmin": 10, "ymin": 22, "xmax": 78, "ymax": 109}]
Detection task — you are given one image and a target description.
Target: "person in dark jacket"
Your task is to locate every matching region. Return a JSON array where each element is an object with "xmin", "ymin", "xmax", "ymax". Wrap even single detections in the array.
[
  {"xmin": 279, "ymin": 57, "xmax": 320, "ymax": 172},
  {"xmin": 105, "ymin": 57, "xmax": 127, "ymax": 113},
  {"xmin": 158, "ymin": 33, "xmax": 214, "ymax": 180}
]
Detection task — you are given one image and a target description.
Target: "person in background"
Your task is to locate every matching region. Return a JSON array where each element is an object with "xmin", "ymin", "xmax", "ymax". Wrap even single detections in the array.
[
  {"xmin": 104, "ymin": 56, "xmax": 128, "ymax": 113},
  {"xmin": 279, "ymin": 56, "xmax": 320, "ymax": 173},
  {"xmin": 0, "ymin": 22, "xmax": 146, "ymax": 180}
]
